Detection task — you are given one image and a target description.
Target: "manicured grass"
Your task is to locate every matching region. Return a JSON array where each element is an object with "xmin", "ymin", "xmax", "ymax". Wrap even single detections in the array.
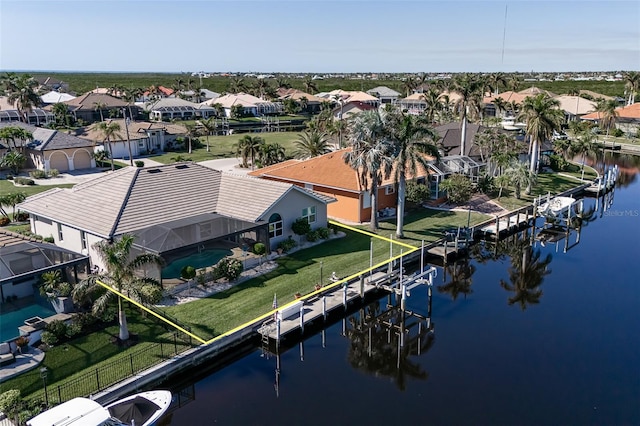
[
  {"xmin": 151, "ymin": 131, "xmax": 303, "ymax": 164},
  {"xmin": 0, "ymin": 179, "xmax": 74, "ymax": 198},
  {"xmin": 493, "ymin": 172, "xmax": 591, "ymax": 210}
]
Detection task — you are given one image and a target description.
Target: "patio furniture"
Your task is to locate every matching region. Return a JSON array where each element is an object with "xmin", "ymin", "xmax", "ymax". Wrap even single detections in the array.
[{"xmin": 0, "ymin": 342, "xmax": 15, "ymax": 366}]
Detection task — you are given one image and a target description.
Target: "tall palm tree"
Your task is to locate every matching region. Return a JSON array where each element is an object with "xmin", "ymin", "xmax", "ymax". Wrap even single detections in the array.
[
  {"xmin": 343, "ymin": 110, "xmax": 394, "ymax": 231},
  {"xmin": 235, "ymin": 135, "xmax": 264, "ymax": 169},
  {"xmin": 623, "ymin": 71, "xmax": 640, "ymax": 105},
  {"xmin": 451, "ymin": 73, "xmax": 483, "ymax": 156},
  {"xmin": 258, "ymin": 142, "xmax": 286, "ymax": 167},
  {"xmin": 570, "ymin": 130, "xmax": 600, "ymax": 179},
  {"xmin": 184, "ymin": 123, "xmax": 201, "ymax": 154},
  {"xmin": 302, "ymin": 77, "xmax": 318, "ymax": 95},
  {"xmin": 0, "ymin": 126, "xmax": 33, "ymax": 151},
  {"xmin": 4, "ymin": 73, "xmax": 41, "ymax": 123},
  {"xmin": 199, "ymin": 117, "xmax": 217, "ymax": 152},
  {"xmin": 507, "ymin": 75, "xmax": 521, "ymax": 92},
  {"xmin": 517, "ymin": 93, "xmax": 564, "ymax": 173},
  {"xmin": 595, "ymin": 99, "xmax": 619, "ymax": 137},
  {"xmin": 385, "ymin": 110, "xmax": 439, "ymax": 237},
  {"xmin": 275, "ymin": 77, "xmax": 291, "ymax": 90},
  {"xmin": 228, "ymin": 77, "xmax": 247, "ymax": 93},
  {"xmin": 492, "ymin": 97, "xmax": 507, "ymax": 119},
  {"xmin": 93, "ymin": 101, "xmax": 107, "ymax": 122},
  {"xmin": 487, "ymin": 72, "xmax": 508, "ymax": 96},
  {"xmin": 293, "ymin": 129, "xmax": 332, "ymax": 159},
  {"xmin": 420, "ymin": 87, "xmax": 443, "ymax": 124},
  {"xmin": 52, "ymin": 102, "xmax": 72, "ymax": 127},
  {"xmin": 505, "ymin": 159, "xmax": 537, "ymax": 198},
  {"xmin": 72, "ymin": 235, "xmax": 163, "ymax": 341},
  {"xmin": 402, "ymin": 76, "xmax": 417, "ymax": 97},
  {"xmin": 500, "ymin": 237, "xmax": 551, "ymax": 311},
  {"xmin": 96, "ymin": 121, "xmax": 122, "ymax": 171}
]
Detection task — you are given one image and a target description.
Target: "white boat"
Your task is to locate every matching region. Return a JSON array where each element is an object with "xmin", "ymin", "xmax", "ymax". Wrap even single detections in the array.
[
  {"xmin": 106, "ymin": 390, "xmax": 172, "ymax": 426},
  {"xmin": 501, "ymin": 116, "xmax": 526, "ymax": 131},
  {"xmin": 537, "ymin": 196, "xmax": 578, "ymax": 218},
  {"xmin": 27, "ymin": 390, "xmax": 172, "ymax": 426}
]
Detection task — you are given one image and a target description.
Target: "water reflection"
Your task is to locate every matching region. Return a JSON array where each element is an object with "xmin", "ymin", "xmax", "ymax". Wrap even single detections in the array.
[
  {"xmin": 437, "ymin": 257, "xmax": 475, "ymax": 300},
  {"xmin": 345, "ymin": 300, "xmax": 434, "ymax": 391}
]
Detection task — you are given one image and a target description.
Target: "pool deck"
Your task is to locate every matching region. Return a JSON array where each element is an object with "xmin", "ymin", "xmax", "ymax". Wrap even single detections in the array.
[{"xmin": 0, "ymin": 346, "xmax": 45, "ymax": 383}]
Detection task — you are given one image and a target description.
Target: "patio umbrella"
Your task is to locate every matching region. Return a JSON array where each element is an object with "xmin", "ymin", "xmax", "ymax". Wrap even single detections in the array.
[{"xmin": 108, "ymin": 396, "xmax": 161, "ymax": 425}]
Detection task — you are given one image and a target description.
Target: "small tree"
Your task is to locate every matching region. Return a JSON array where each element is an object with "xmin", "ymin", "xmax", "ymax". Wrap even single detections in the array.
[
  {"xmin": 0, "ymin": 390, "xmax": 22, "ymax": 425},
  {"xmin": 292, "ymin": 218, "xmax": 311, "ymax": 243},
  {"xmin": 0, "ymin": 151, "xmax": 27, "ymax": 175},
  {"xmin": 231, "ymin": 104, "xmax": 245, "ymax": 119},
  {"xmin": 181, "ymin": 265, "xmax": 196, "ymax": 294},
  {"xmin": 405, "ymin": 181, "xmax": 431, "ymax": 205},
  {"xmin": 440, "ymin": 174, "xmax": 473, "ymax": 205},
  {"xmin": 253, "ymin": 242, "xmax": 266, "ymax": 266}
]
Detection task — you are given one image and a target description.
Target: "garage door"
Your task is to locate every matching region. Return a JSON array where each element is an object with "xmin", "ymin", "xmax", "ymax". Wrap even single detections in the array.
[
  {"xmin": 49, "ymin": 152, "xmax": 69, "ymax": 172},
  {"xmin": 73, "ymin": 150, "xmax": 92, "ymax": 170}
]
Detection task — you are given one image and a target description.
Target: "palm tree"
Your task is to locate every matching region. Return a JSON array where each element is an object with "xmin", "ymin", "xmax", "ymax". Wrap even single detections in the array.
[
  {"xmin": 235, "ymin": 135, "xmax": 264, "ymax": 169},
  {"xmin": 487, "ymin": 72, "xmax": 508, "ymax": 96},
  {"xmin": 0, "ymin": 126, "xmax": 33, "ymax": 151},
  {"xmin": 96, "ymin": 121, "xmax": 122, "ymax": 171},
  {"xmin": 492, "ymin": 97, "xmax": 507, "ymax": 119},
  {"xmin": 302, "ymin": 77, "xmax": 318, "ymax": 95},
  {"xmin": 402, "ymin": 76, "xmax": 417, "ymax": 97},
  {"xmin": 385, "ymin": 110, "xmax": 439, "ymax": 237},
  {"xmin": 275, "ymin": 77, "xmax": 291, "ymax": 90},
  {"xmin": 184, "ymin": 123, "xmax": 200, "ymax": 154},
  {"xmin": 420, "ymin": 87, "xmax": 443, "ymax": 124},
  {"xmin": 623, "ymin": 71, "xmax": 640, "ymax": 105},
  {"xmin": 72, "ymin": 235, "xmax": 163, "ymax": 341},
  {"xmin": 451, "ymin": 73, "xmax": 483, "ymax": 156},
  {"xmin": 293, "ymin": 129, "xmax": 332, "ymax": 159},
  {"xmin": 199, "ymin": 117, "xmax": 217, "ymax": 152},
  {"xmin": 93, "ymin": 101, "xmax": 107, "ymax": 122},
  {"xmin": 228, "ymin": 77, "xmax": 246, "ymax": 93},
  {"xmin": 507, "ymin": 75, "xmax": 521, "ymax": 92},
  {"xmin": 343, "ymin": 110, "xmax": 394, "ymax": 231},
  {"xmin": 258, "ymin": 143, "xmax": 286, "ymax": 167},
  {"xmin": 570, "ymin": 130, "xmax": 600, "ymax": 179},
  {"xmin": 594, "ymin": 99, "xmax": 619, "ymax": 137},
  {"xmin": 52, "ymin": 102, "xmax": 72, "ymax": 127},
  {"xmin": 4, "ymin": 73, "xmax": 41, "ymax": 123},
  {"xmin": 517, "ymin": 93, "xmax": 564, "ymax": 173},
  {"xmin": 505, "ymin": 160, "xmax": 537, "ymax": 198}
]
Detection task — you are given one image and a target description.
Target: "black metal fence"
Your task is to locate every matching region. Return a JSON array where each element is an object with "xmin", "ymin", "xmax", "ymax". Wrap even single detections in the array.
[{"xmin": 31, "ymin": 331, "xmax": 195, "ymax": 406}]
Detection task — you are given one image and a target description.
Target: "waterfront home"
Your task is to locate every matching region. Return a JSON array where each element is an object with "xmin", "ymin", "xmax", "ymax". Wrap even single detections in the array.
[
  {"xmin": 249, "ymin": 149, "xmax": 437, "ymax": 223},
  {"xmin": 39, "ymin": 91, "xmax": 76, "ymax": 105},
  {"xmin": 552, "ymin": 95, "xmax": 597, "ymax": 122},
  {"xmin": 54, "ymin": 93, "xmax": 134, "ymax": 124},
  {"xmin": 277, "ymin": 88, "xmax": 325, "ymax": 114},
  {"xmin": 142, "ymin": 98, "xmax": 217, "ymax": 122},
  {"xmin": 366, "ymin": 86, "xmax": 401, "ymax": 104},
  {"xmin": 0, "ymin": 122, "xmax": 96, "ymax": 173},
  {"xmin": 0, "ymin": 97, "xmax": 54, "ymax": 126},
  {"xmin": 17, "ymin": 163, "xmax": 334, "ymax": 275},
  {"xmin": 201, "ymin": 93, "xmax": 283, "ymax": 117},
  {"xmin": 581, "ymin": 102, "xmax": 640, "ymax": 135},
  {"xmin": 78, "ymin": 119, "xmax": 187, "ymax": 158}
]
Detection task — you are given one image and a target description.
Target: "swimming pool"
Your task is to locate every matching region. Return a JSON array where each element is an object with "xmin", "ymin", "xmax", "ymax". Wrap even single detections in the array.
[
  {"xmin": 162, "ymin": 248, "xmax": 233, "ymax": 279},
  {"xmin": 0, "ymin": 303, "xmax": 55, "ymax": 342}
]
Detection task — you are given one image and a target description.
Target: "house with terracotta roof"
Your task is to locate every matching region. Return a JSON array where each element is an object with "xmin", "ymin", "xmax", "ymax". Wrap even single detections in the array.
[
  {"xmin": 78, "ymin": 119, "xmax": 187, "ymax": 158},
  {"xmin": 277, "ymin": 88, "xmax": 325, "ymax": 113},
  {"xmin": 18, "ymin": 163, "xmax": 335, "ymax": 276},
  {"xmin": 54, "ymin": 93, "xmax": 135, "ymax": 124},
  {"xmin": 249, "ymin": 149, "xmax": 438, "ymax": 223},
  {"xmin": 332, "ymin": 101, "xmax": 376, "ymax": 120},
  {"xmin": 581, "ymin": 103, "xmax": 640, "ymax": 135},
  {"xmin": 0, "ymin": 122, "xmax": 96, "ymax": 172}
]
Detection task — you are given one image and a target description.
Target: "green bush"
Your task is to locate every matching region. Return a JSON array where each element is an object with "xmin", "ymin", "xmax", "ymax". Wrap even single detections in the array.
[
  {"xmin": 40, "ymin": 331, "xmax": 58, "ymax": 346},
  {"xmin": 65, "ymin": 322, "xmax": 82, "ymax": 338},
  {"xmin": 48, "ymin": 169, "xmax": 59, "ymax": 178},
  {"xmin": 135, "ymin": 160, "xmax": 145, "ymax": 167},
  {"xmin": 306, "ymin": 230, "xmax": 319, "ymax": 242},
  {"xmin": 277, "ymin": 236, "xmax": 297, "ymax": 252},
  {"xmin": 29, "ymin": 170, "xmax": 47, "ymax": 179},
  {"xmin": 292, "ymin": 217, "xmax": 311, "ymax": 237},
  {"xmin": 549, "ymin": 154, "xmax": 569, "ymax": 172},
  {"xmin": 180, "ymin": 265, "xmax": 196, "ymax": 280},
  {"xmin": 14, "ymin": 177, "xmax": 35, "ymax": 186},
  {"xmin": 44, "ymin": 236, "xmax": 54, "ymax": 243},
  {"xmin": 14, "ymin": 211, "xmax": 29, "ymax": 221},
  {"xmin": 317, "ymin": 227, "xmax": 330, "ymax": 239},
  {"xmin": 252, "ymin": 242, "xmax": 266, "ymax": 256},
  {"xmin": 215, "ymin": 257, "xmax": 243, "ymax": 281},
  {"xmin": 476, "ymin": 173, "xmax": 495, "ymax": 194},
  {"xmin": 440, "ymin": 174, "xmax": 473, "ymax": 205},
  {"xmin": 0, "ymin": 390, "xmax": 22, "ymax": 424},
  {"xmin": 46, "ymin": 319, "xmax": 68, "ymax": 340},
  {"xmin": 140, "ymin": 284, "xmax": 163, "ymax": 304},
  {"xmin": 611, "ymin": 128, "xmax": 624, "ymax": 137},
  {"xmin": 406, "ymin": 181, "xmax": 431, "ymax": 204}
]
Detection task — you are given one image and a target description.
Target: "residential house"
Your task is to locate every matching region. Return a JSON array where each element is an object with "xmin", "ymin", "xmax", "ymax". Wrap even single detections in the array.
[
  {"xmin": 34, "ymin": 76, "xmax": 69, "ymax": 92},
  {"xmin": 277, "ymin": 88, "xmax": 325, "ymax": 114},
  {"xmin": 202, "ymin": 93, "xmax": 282, "ymax": 117},
  {"xmin": 138, "ymin": 86, "xmax": 174, "ymax": 102},
  {"xmin": 56, "ymin": 93, "xmax": 134, "ymax": 124},
  {"xmin": 581, "ymin": 103, "xmax": 640, "ymax": 135},
  {"xmin": 435, "ymin": 122, "xmax": 486, "ymax": 158},
  {"xmin": 552, "ymin": 95, "xmax": 597, "ymax": 122},
  {"xmin": 249, "ymin": 149, "xmax": 435, "ymax": 223},
  {"xmin": 40, "ymin": 91, "xmax": 76, "ymax": 105},
  {"xmin": 0, "ymin": 97, "xmax": 54, "ymax": 126},
  {"xmin": 143, "ymin": 98, "xmax": 216, "ymax": 122},
  {"xmin": 367, "ymin": 86, "xmax": 401, "ymax": 104},
  {"xmin": 78, "ymin": 119, "xmax": 187, "ymax": 159},
  {"xmin": 0, "ymin": 122, "xmax": 96, "ymax": 172},
  {"xmin": 179, "ymin": 89, "xmax": 220, "ymax": 103},
  {"xmin": 18, "ymin": 163, "xmax": 335, "ymax": 276},
  {"xmin": 332, "ymin": 101, "xmax": 376, "ymax": 120}
]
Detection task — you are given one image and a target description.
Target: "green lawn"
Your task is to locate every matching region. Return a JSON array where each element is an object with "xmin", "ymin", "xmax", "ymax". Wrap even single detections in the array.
[
  {"xmin": 493, "ymin": 172, "xmax": 592, "ymax": 210},
  {"xmin": 0, "ymin": 179, "xmax": 75, "ymax": 198},
  {"xmin": 151, "ymin": 131, "xmax": 304, "ymax": 164}
]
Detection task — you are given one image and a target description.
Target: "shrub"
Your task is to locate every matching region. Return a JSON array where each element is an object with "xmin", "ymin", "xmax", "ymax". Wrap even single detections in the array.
[
  {"xmin": 215, "ymin": 257, "xmax": 243, "ymax": 281},
  {"xmin": 0, "ymin": 390, "xmax": 22, "ymax": 424},
  {"xmin": 306, "ymin": 230, "xmax": 319, "ymax": 242},
  {"xmin": 291, "ymin": 217, "xmax": 311, "ymax": 238},
  {"xmin": 476, "ymin": 173, "xmax": 495, "ymax": 195},
  {"xmin": 140, "ymin": 284, "xmax": 163, "ymax": 304},
  {"xmin": 612, "ymin": 128, "xmax": 624, "ymax": 137},
  {"xmin": 549, "ymin": 154, "xmax": 569, "ymax": 172},
  {"xmin": 6, "ymin": 175, "xmax": 13, "ymax": 180},
  {"xmin": 440, "ymin": 174, "xmax": 473, "ymax": 205},
  {"xmin": 406, "ymin": 181, "xmax": 431, "ymax": 204},
  {"xmin": 252, "ymin": 242, "xmax": 266, "ymax": 256},
  {"xmin": 14, "ymin": 211, "xmax": 29, "ymax": 221},
  {"xmin": 29, "ymin": 170, "xmax": 47, "ymax": 179},
  {"xmin": 180, "ymin": 265, "xmax": 196, "ymax": 281},
  {"xmin": 14, "ymin": 177, "xmax": 35, "ymax": 186},
  {"xmin": 317, "ymin": 227, "xmax": 330, "ymax": 239},
  {"xmin": 48, "ymin": 169, "xmax": 59, "ymax": 178},
  {"xmin": 0, "ymin": 217, "xmax": 9, "ymax": 226},
  {"xmin": 65, "ymin": 322, "xmax": 82, "ymax": 338},
  {"xmin": 44, "ymin": 236, "xmax": 54, "ymax": 243},
  {"xmin": 40, "ymin": 331, "xmax": 58, "ymax": 346},
  {"xmin": 134, "ymin": 160, "xmax": 145, "ymax": 168},
  {"xmin": 277, "ymin": 236, "xmax": 297, "ymax": 253},
  {"xmin": 46, "ymin": 319, "xmax": 68, "ymax": 340}
]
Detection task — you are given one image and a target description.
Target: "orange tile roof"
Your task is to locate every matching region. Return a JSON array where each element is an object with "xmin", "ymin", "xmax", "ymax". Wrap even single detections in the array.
[
  {"xmin": 581, "ymin": 103, "xmax": 640, "ymax": 120},
  {"xmin": 249, "ymin": 149, "xmax": 433, "ymax": 192}
]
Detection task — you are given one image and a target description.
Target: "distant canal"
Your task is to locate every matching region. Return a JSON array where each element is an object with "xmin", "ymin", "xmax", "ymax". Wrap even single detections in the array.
[{"xmin": 161, "ymin": 154, "xmax": 640, "ymax": 426}]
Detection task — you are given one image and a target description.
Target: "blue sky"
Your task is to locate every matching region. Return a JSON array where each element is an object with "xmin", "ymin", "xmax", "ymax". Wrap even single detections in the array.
[{"xmin": 1, "ymin": 0, "xmax": 638, "ymax": 73}]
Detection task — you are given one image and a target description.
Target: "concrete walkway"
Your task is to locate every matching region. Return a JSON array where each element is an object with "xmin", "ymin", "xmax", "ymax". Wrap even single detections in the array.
[{"xmin": 0, "ymin": 347, "xmax": 45, "ymax": 383}]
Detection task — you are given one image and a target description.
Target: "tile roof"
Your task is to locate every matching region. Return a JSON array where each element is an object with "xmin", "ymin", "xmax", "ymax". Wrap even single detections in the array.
[
  {"xmin": 276, "ymin": 88, "xmax": 325, "ymax": 103},
  {"xmin": 581, "ymin": 103, "xmax": 640, "ymax": 120},
  {"xmin": 18, "ymin": 163, "xmax": 333, "ymax": 239},
  {"xmin": 0, "ymin": 122, "xmax": 94, "ymax": 151},
  {"xmin": 203, "ymin": 92, "xmax": 272, "ymax": 108},
  {"xmin": 367, "ymin": 86, "xmax": 401, "ymax": 98},
  {"xmin": 40, "ymin": 91, "xmax": 76, "ymax": 104},
  {"xmin": 578, "ymin": 90, "xmax": 614, "ymax": 101},
  {"xmin": 552, "ymin": 95, "xmax": 597, "ymax": 115},
  {"xmin": 436, "ymin": 122, "xmax": 484, "ymax": 157},
  {"xmin": 518, "ymin": 86, "xmax": 557, "ymax": 98},
  {"xmin": 63, "ymin": 93, "xmax": 128, "ymax": 111},
  {"xmin": 483, "ymin": 91, "xmax": 530, "ymax": 105}
]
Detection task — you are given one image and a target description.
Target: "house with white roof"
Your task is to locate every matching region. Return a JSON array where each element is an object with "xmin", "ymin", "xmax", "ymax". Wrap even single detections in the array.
[
  {"xmin": 143, "ymin": 98, "xmax": 216, "ymax": 121},
  {"xmin": 18, "ymin": 163, "xmax": 335, "ymax": 279},
  {"xmin": 201, "ymin": 93, "xmax": 282, "ymax": 117},
  {"xmin": 40, "ymin": 91, "xmax": 76, "ymax": 105}
]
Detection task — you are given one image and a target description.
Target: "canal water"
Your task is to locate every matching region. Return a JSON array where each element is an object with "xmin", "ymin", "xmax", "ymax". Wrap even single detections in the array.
[{"xmin": 162, "ymin": 154, "xmax": 640, "ymax": 426}]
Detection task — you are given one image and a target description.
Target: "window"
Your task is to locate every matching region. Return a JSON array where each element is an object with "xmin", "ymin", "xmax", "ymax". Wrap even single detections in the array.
[
  {"xmin": 269, "ymin": 213, "xmax": 283, "ymax": 238},
  {"xmin": 57, "ymin": 223, "xmax": 63, "ymax": 241},
  {"xmin": 385, "ymin": 186, "xmax": 395, "ymax": 195},
  {"xmin": 81, "ymin": 231, "xmax": 87, "ymax": 250},
  {"xmin": 302, "ymin": 206, "xmax": 316, "ymax": 224},
  {"xmin": 362, "ymin": 191, "xmax": 371, "ymax": 209}
]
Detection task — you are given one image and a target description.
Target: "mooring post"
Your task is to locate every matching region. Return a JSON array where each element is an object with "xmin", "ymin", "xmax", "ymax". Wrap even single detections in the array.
[
  {"xmin": 369, "ymin": 239, "xmax": 373, "ymax": 278},
  {"xmin": 421, "ymin": 240, "xmax": 425, "ymax": 273},
  {"xmin": 322, "ymin": 329, "xmax": 326, "ymax": 348},
  {"xmin": 300, "ymin": 303, "xmax": 304, "ymax": 333},
  {"xmin": 495, "ymin": 215, "xmax": 500, "ymax": 237},
  {"xmin": 322, "ymin": 296, "xmax": 327, "ymax": 321},
  {"xmin": 276, "ymin": 318, "xmax": 281, "ymax": 350},
  {"xmin": 443, "ymin": 239, "xmax": 448, "ymax": 265},
  {"xmin": 343, "ymin": 283, "xmax": 347, "ymax": 309},
  {"xmin": 401, "ymin": 282, "xmax": 407, "ymax": 311},
  {"xmin": 360, "ymin": 274, "xmax": 365, "ymax": 298},
  {"xmin": 388, "ymin": 234, "xmax": 393, "ymax": 274},
  {"xmin": 299, "ymin": 341, "xmax": 304, "ymax": 362}
]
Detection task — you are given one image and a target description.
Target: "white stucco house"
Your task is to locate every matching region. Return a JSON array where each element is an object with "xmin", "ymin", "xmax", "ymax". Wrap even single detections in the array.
[{"xmin": 18, "ymin": 163, "xmax": 335, "ymax": 280}]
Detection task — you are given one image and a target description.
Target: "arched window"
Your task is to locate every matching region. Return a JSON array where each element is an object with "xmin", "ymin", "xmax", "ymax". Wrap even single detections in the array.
[{"xmin": 269, "ymin": 213, "xmax": 283, "ymax": 238}]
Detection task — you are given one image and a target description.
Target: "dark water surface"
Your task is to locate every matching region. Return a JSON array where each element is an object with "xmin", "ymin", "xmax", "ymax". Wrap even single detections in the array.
[{"xmin": 163, "ymin": 155, "xmax": 640, "ymax": 426}]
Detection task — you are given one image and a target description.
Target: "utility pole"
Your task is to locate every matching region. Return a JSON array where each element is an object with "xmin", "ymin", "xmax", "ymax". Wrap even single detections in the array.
[{"xmin": 123, "ymin": 108, "xmax": 134, "ymax": 166}]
